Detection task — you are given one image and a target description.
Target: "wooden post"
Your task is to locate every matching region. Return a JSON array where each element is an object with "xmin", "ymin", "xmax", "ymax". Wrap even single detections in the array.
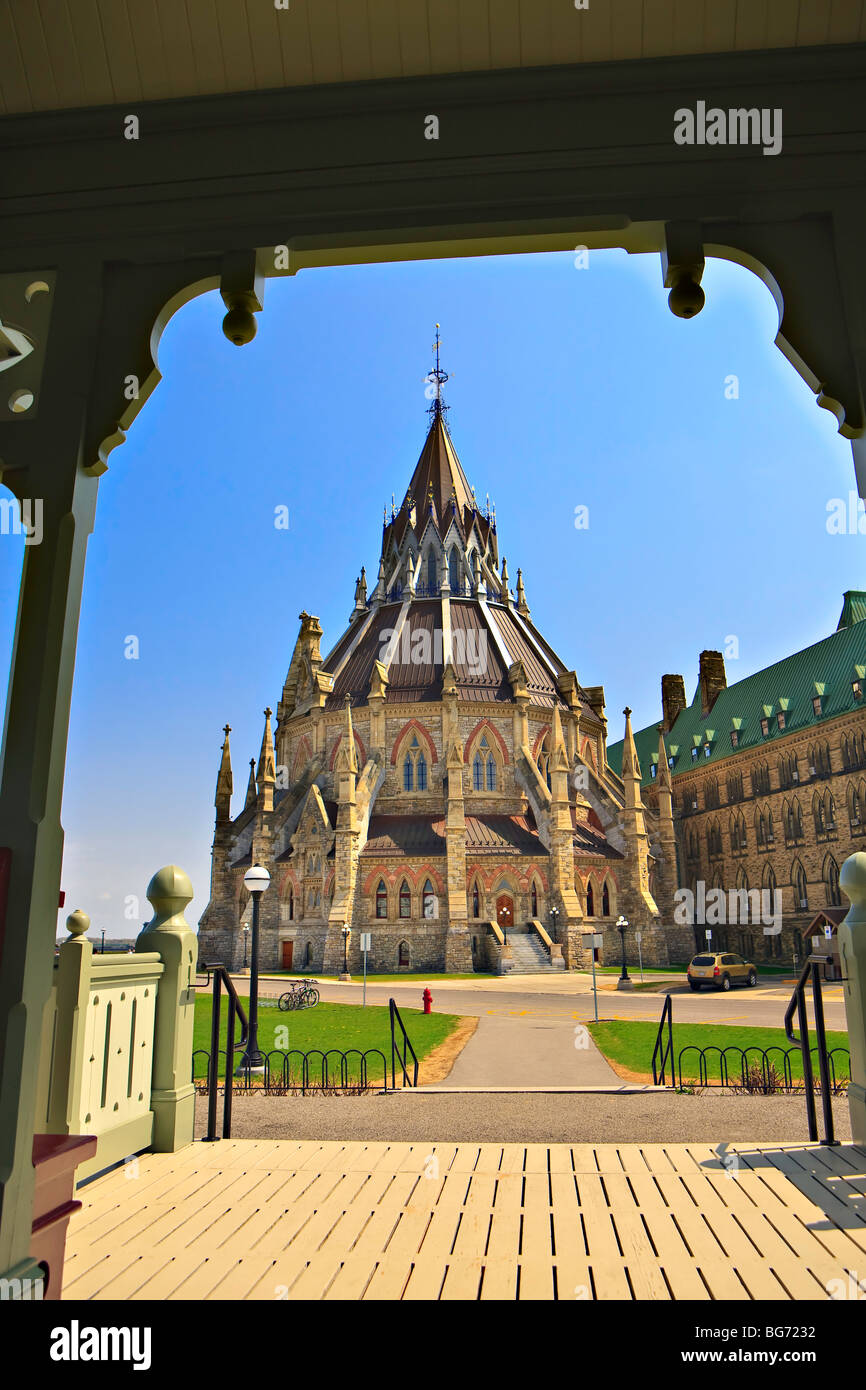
[
  {"xmin": 838, "ymin": 853, "xmax": 866, "ymax": 1144},
  {"xmin": 136, "ymin": 867, "xmax": 198, "ymax": 1153}
]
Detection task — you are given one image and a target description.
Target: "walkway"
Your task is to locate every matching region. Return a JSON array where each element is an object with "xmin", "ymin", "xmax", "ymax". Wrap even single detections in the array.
[
  {"xmin": 65, "ymin": 1138, "xmax": 866, "ymax": 1301},
  {"xmin": 424, "ymin": 1012, "xmax": 621, "ymax": 1087}
]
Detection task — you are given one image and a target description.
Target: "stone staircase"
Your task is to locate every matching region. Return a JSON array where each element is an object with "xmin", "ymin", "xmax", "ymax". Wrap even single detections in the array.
[{"xmin": 502, "ymin": 929, "xmax": 565, "ymax": 974}]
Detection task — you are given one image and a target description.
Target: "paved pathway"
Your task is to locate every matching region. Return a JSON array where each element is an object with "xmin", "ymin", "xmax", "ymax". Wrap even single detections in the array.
[
  {"xmin": 65, "ymin": 1137, "xmax": 866, "ymax": 1301},
  {"xmin": 425, "ymin": 1011, "xmax": 621, "ymax": 1087}
]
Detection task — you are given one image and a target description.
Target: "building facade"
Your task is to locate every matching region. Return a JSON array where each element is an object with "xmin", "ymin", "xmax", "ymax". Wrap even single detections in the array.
[
  {"xmin": 198, "ymin": 365, "xmax": 686, "ymax": 974},
  {"xmin": 608, "ymin": 594, "xmax": 866, "ymax": 963}
]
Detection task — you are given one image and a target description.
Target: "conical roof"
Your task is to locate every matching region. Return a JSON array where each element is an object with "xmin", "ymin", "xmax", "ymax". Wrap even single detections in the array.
[{"xmin": 384, "ymin": 411, "xmax": 490, "ymax": 548}]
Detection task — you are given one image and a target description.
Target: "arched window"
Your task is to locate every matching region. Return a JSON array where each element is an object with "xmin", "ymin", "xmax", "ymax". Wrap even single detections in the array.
[
  {"xmin": 399, "ymin": 880, "xmax": 411, "ymax": 918},
  {"xmin": 602, "ymin": 881, "xmax": 611, "ymax": 917},
  {"xmin": 375, "ymin": 879, "xmax": 388, "ymax": 919},
  {"xmin": 449, "ymin": 548, "xmax": 460, "ymax": 593},
  {"xmin": 826, "ymin": 856, "xmax": 842, "ymax": 907},
  {"xmin": 586, "ymin": 882, "xmax": 594, "ymax": 917},
  {"xmin": 763, "ymin": 863, "xmax": 777, "ymax": 902},
  {"xmin": 793, "ymin": 861, "xmax": 808, "ymax": 911},
  {"xmin": 305, "ymin": 940, "xmax": 312, "ymax": 968},
  {"xmin": 472, "ymin": 882, "xmax": 480, "ymax": 918},
  {"xmin": 426, "ymin": 548, "xmax": 437, "ymax": 593},
  {"xmin": 486, "ymin": 753, "xmax": 497, "ymax": 791},
  {"xmin": 531, "ymin": 882, "xmax": 538, "ymax": 916},
  {"xmin": 288, "ymin": 890, "xmax": 294, "ymax": 921},
  {"xmin": 401, "ymin": 733, "xmax": 429, "ymax": 793},
  {"xmin": 398, "ymin": 940, "xmax": 410, "ymax": 967},
  {"xmin": 755, "ymin": 809, "xmax": 765, "ymax": 847},
  {"xmin": 422, "ymin": 879, "xmax": 436, "ymax": 918},
  {"xmin": 473, "ymin": 752, "xmax": 484, "ymax": 791}
]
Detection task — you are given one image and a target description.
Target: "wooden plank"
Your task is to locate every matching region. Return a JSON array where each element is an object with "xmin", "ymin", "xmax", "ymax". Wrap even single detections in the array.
[
  {"xmin": 622, "ymin": 1174, "xmax": 710, "ymax": 1300},
  {"xmin": 654, "ymin": 1174, "xmax": 777, "ymax": 1300},
  {"xmin": 575, "ymin": 1175, "xmax": 632, "ymax": 1300},
  {"xmin": 519, "ymin": 1173, "xmax": 555, "ymax": 1299},
  {"xmin": 600, "ymin": 1174, "xmax": 673, "ymax": 1300}
]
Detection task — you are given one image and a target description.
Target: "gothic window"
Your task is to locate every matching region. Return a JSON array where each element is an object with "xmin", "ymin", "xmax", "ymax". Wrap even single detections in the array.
[
  {"xmin": 472, "ymin": 734, "xmax": 498, "ymax": 792},
  {"xmin": 586, "ymin": 882, "xmax": 594, "ymax": 917},
  {"xmin": 755, "ymin": 810, "xmax": 765, "ymax": 848},
  {"xmin": 399, "ymin": 881, "xmax": 411, "ymax": 918},
  {"xmin": 849, "ymin": 782, "xmax": 865, "ymax": 833},
  {"xmin": 763, "ymin": 863, "xmax": 778, "ymax": 901},
  {"xmin": 449, "ymin": 548, "xmax": 460, "ymax": 593},
  {"xmin": 473, "ymin": 752, "xmax": 484, "ymax": 791},
  {"xmin": 401, "ymin": 733, "xmax": 429, "ymax": 793},
  {"xmin": 398, "ymin": 940, "xmax": 410, "ymax": 967},
  {"xmin": 288, "ymin": 890, "xmax": 294, "ymax": 921},
  {"xmin": 531, "ymin": 882, "xmax": 538, "ymax": 916},
  {"xmin": 426, "ymin": 548, "xmax": 437, "ymax": 593},
  {"xmin": 472, "ymin": 882, "xmax": 480, "ymax": 918},
  {"xmin": 752, "ymin": 762, "xmax": 771, "ymax": 796},
  {"xmin": 601, "ymin": 881, "xmax": 611, "ymax": 917},
  {"xmin": 826, "ymin": 791, "xmax": 837, "ymax": 829},
  {"xmin": 825, "ymin": 855, "xmax": 842, "ymax": 908},
  {"xmin": 793, "ymin": 861, "xmax": 808, "ymax": 911},
  {"xmin": 375, "ymin": 879, "xmax": 388, "ymax": 919},
  {"xmin": 705, "ymin": 778, "xmax": 720, "ymax": 810},
  {"xmin": 304, "ymin": 941, "xmax": 312, "ymax": 968},
  {"xmin": 726, "ymin": 771, "xmax": 744, "ymax": 803},
  {"xmin": 422, "ymin": 879, "xmax": 436, "ymax": 918}
]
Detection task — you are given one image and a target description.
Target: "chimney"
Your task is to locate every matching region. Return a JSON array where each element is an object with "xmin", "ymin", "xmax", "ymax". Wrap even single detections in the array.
[
  {"xmin": 661, "ymin": 674, "xmax": 687, "ymax": 732},
  {"xmin": 698, "ymin": 650, "xmax": 727, "ymax": 716}
]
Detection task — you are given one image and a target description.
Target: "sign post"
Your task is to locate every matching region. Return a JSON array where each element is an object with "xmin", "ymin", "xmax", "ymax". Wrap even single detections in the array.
[
  {"xmin": 360, "ymin": 932, "xmax": 371, "ymax": 1006},
  {"xmin": 585, "ymin": 932, "xmax": 603, "ymax": 1022},
  {"xmin": 635, "ymin": 929, "xmax": 643, "ymax": 982}
]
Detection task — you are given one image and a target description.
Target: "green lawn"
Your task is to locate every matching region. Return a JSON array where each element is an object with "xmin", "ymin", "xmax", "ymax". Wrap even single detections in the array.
[
  {"xmin": 588, "ymin": 1019, "xmax": 850, "ymax": 1086},
  {"xmin": 193, "ymin": 995, "xmax": 462, "ymax": 1084}
]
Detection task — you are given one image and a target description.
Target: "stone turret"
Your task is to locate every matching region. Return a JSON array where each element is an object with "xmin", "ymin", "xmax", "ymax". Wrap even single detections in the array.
[
  {"xmin": 215, "ymin": 724, "xmax": 233, "ymax": 823},
  {"xmin": 548, "ymin": 703, "xmax": 584, "ymax": 966},
  {"xmin": 618, "ymin": 707, "xmax": 660, "ymax": 929},
  {"xmin": 653, "ymin": 725, "xmax": 679, "ymax": 916}
]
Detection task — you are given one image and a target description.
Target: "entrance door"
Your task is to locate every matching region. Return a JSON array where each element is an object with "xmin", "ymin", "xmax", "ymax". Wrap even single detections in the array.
[
  {"xmin": 281, "ymin": 940, "xmax": 293, "ymax": 969},
  {"xmin": 496, "ymin": 894, "xmax": 513, "ymax": 932}
]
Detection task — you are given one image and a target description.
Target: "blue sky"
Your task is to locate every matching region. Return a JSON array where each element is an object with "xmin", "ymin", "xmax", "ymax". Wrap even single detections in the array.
[{"xmin": 0, "ymin": 248, "xmax": 859, "ymax": 938}]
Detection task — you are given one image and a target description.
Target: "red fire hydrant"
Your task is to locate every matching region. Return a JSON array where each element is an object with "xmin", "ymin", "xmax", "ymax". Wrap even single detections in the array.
[{"xmin": 422, "ymin": 987, "xmax": 433, "ymax": 1015}]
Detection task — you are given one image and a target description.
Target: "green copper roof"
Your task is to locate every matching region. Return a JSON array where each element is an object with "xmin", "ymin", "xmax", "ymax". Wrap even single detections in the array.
[{"xmin": 608, "ymin": 592, "xmax": 866, "ymax": 787}]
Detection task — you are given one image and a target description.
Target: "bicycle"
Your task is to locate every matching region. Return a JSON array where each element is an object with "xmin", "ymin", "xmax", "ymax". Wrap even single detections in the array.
[{"xmin": 278, "ymin": 979, "xmax": 320, "ymax": 1011}]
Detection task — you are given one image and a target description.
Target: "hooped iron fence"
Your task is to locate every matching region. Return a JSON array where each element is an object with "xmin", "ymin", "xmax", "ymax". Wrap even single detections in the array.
[
  {"xmin": 651, "ymin": 970, "xmax": 849, "ymax": 1144},
  {"xmin": 195, "ymin": 971, "xmax": 418, "ymax": 1139}
]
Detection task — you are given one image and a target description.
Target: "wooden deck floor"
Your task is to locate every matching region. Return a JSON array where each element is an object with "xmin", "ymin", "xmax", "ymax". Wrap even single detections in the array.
[{"xmin": 64, "ymin": 1139, "xmax": 866, "ymax": 1301}]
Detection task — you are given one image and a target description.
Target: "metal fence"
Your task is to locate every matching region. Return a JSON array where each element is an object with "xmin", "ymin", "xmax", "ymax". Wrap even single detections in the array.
[{"xmin": 192, "ymin": 1046, "xmax": 388, "ymax": 1095}]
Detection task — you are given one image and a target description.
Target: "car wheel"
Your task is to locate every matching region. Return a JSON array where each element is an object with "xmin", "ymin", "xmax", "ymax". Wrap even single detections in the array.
[
  {"xmin": 688, "ymin": 981, "xmax": 700, "ymax": 991},
  {"xmin": 720, "ymin": 974, "xmax": 731, "ymax": 992},
  {"xmin": 747, "ymin": 970, "xmax": 757, "ymax": 987}
]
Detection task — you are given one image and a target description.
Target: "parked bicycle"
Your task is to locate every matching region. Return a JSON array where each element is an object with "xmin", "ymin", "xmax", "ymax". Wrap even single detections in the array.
[{"xmin": 278, "ymin": 979, "xmax": 320, "ymax": 1011}]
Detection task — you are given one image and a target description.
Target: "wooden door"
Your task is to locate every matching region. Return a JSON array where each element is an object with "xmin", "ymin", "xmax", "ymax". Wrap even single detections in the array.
[
  {"xmin": 281, "ymin": 940, "xmax": 293, "ymax": 969},
  {"xmin": 496, "ymin": 895, "xmax": 513, "ymax": 931}
]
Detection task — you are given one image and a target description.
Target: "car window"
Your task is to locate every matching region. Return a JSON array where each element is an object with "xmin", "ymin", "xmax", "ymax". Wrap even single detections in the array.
[
  {"xmin": 729, "ymin": 954, "xmax": 744, "ymax": 965},
  {"xmin": 691, "ymin": 956, "xmax": 714, "ymax": 966}
]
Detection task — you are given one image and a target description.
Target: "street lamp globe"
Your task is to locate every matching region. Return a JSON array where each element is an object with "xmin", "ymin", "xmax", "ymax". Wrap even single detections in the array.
[{"xmin": 244, "ymin": 863, "xmax": 270, "ymax": 896}]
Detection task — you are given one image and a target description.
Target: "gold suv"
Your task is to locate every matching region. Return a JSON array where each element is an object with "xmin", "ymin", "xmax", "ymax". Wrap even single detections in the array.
[{"xmin": 687, "ymin": 952, "xmax": 758, "ymax": 992}]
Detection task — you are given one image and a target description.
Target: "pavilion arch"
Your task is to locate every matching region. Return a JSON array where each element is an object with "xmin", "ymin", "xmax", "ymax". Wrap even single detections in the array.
[
  {"xmin": 390, "ymin": 718, "xmax": 438, "ymax": 768},
  {"xmin": 466, "ymin": 721, "xmax": 506, "ymax": 793}
]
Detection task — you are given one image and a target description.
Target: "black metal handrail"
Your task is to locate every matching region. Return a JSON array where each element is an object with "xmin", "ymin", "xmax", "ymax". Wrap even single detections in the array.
[
  {"xmin": 784, "ymin": 955, "xmax": 838, "ymax": 1144},
  {"xmin": 193, "ymin": 1046, "xmax": 389, "ymax": 1094},
  {"xmin": 389, "ymin": 997, "xmax": 418, "ymax": 1088},
  {"xmin": 652, "ymin": 993, "xmax": 674, "ymax": 1085},
  {"xmin": 197, "ymin": 962, "xmax": 249, "ymax": 1141}
]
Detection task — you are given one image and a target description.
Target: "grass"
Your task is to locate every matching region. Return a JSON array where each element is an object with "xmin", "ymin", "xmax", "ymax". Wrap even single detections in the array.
[
  {"xmin": 193, "ymin": 995, "xmax": 463, "ymax": 1083},
  {"xmin": 588, "ymin": 1019, "xmax": 850, "ymax": 1086}
]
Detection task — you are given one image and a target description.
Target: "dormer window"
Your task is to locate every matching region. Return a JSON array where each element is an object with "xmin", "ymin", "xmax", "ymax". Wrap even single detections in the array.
[
  {"xmin": 691, "ymin": 747, "xmax": 699, "ymax": 761},
  {"xmin": 812, "ymin": 696, "xmax": 822, "ymax": 717},
  {"xmin": 760, "ymin": 717, "xmax": 770, "ymax": 737},
  {"xmin": 650, "ymin": 762, "xmax": 657, "ymax": 780},
  {"xmin": 776, "ymin": 711, "xmax": 786, "ymax": 731},
  {"xmin": 854, "ymin": 679, "xmax": 863, "ymax": 701},
  {"xmin": 730, "ymin": 730, "xmax": 739, "ymax": 749},
  {"xmin": 668, "ymin": 755, "xmax": 675, "ymax": 769},
  {"xmin": 703, "ymin": 744, "xmax": 711, "ymax": 758}
]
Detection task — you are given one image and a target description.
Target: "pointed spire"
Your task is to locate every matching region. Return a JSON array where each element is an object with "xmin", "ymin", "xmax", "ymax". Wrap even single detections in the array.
[
  {"xmin": 516, "ymin": 567, "xmax": 529, "ymax": 618},
  {"xmin": 244, "ymin": 757, "xmax": 257, "ymax": 810},
  {"xmin": 501, "ymin": 555, "xmax": 509, "ymax": 588},
  {"xmin": 215, "ymin": 724, "xmax": 233, "ymax": 819},
  {"xmin": 427, "ymin": 322, "xmax": 449, "ymax": 422},
  {"xmin": 621, "ymin": 706, "xmax": 641, "ymax": 782},
  {"xmin": 656, "ymin": 724, "xmax": 672, "ymax": 792},
  {"xmin": 257, "ymin": 707, "xmax": 276, "ymax": 813}
]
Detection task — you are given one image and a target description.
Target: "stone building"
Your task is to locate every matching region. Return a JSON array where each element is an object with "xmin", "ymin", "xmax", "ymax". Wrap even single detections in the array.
[
  {"xmin": 608, "ymin": 592, "xmax": 866, "ymax": 963},
  {"xmin": 198, "ymin": 362, "xmax": 684, "ymax": 974}
]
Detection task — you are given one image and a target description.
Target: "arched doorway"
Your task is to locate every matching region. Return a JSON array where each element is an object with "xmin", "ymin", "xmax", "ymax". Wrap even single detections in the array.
[{"xmin": 496, "ymin": 893, "xmax": 514, "ymax": 933}]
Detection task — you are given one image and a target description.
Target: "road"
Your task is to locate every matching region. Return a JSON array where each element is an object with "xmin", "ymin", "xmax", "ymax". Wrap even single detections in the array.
[{"xmin": 249, "ymin": 971, "xmax": 847, "ymax": 1034}]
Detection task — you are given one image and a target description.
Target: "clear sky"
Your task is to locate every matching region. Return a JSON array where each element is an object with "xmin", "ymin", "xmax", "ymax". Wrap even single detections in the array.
[{"xmin": 0, "ymin": 248, "xmax": 859, "ymax": 939}]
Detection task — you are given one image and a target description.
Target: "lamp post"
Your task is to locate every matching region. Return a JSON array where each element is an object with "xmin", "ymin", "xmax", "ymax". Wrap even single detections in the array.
[
  {"xmin": 100, "ymin": 929, "xmax": 105, "ymax": 954},
  {"xmin": 340, "ymin": 923, "xmax": 351, "ymax": 982},
  {"xmin": 240, "ymin": 863, "xmax": 270, "ymax": 1070},
  {"xmin": 242, "ymin": 924, "xmax": 250, "ymax": 971},
  {"xmin": 616, "ymin": 914, "xmax": 634, "ymax": 991},
  {"xmin": 549, "ymin": 907, "xmax": 560, "ymax": 943}
]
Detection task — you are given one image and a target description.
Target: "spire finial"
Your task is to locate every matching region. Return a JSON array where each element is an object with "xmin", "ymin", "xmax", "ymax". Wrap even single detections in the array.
[{"xmin": 427, "ymin": 323, "xmax": 449, "ymax": 421}]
